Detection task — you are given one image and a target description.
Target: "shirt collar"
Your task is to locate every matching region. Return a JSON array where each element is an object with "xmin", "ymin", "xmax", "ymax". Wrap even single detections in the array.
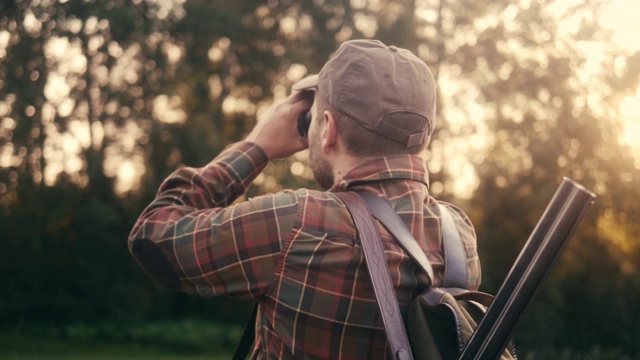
[{"xmin": 329, "ymin": 154, "xmax": 430, "ymax": 192}]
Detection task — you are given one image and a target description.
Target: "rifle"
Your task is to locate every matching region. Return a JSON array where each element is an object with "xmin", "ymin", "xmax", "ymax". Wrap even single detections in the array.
[{"xmin": 460, "ymin": 177, "xmax": 596, "ymax": 360}]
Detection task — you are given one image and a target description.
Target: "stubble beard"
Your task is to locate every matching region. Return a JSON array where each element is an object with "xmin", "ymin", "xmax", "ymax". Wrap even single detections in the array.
[{"xmin": 309, "ymin": 135, "xmax": 334, "ymax": 190}]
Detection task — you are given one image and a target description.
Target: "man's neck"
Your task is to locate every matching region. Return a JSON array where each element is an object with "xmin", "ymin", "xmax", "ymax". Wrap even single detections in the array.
[{"xmin": 331, "ymin": 152, "xmax": 375, "ymax": 184}]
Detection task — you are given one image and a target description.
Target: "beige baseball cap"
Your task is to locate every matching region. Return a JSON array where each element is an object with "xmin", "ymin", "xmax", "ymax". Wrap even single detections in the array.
[{"xmin": 292, "ymin": 39, "xmax": 436, "ymax": 147}]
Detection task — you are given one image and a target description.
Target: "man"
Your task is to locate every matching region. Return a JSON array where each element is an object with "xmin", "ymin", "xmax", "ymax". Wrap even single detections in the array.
[{"xmin": 129, "ymin": 39, "xmax": 481, "ymax": 359}]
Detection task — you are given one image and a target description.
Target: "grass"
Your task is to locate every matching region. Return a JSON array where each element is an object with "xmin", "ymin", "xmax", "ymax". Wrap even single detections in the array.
[
  {"xmin": 2, "ymin": 321, "xmax": 637, "ymax": 359},
  {"xmin": 0, "ymin": 338, "xmax": 230, "ymax": 359},
  {"xmin": 0, "ymin": 320, "xmax": 241, "ymax": 359}
]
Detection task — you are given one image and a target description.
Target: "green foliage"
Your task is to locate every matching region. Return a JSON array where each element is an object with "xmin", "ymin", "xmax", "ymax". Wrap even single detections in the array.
[
  {"xmin": 1, "ymin": 0, "xmax": 639, "ymax": 356},
  {"xmin": 0, "ymin": 183, "xmax": 141, "ymax": 325}
]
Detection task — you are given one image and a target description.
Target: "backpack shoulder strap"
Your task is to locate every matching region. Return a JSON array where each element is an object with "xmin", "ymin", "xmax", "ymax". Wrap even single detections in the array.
[
  {"xmin": 356, "ymin": 191, "xmax": 468, "ymax": 289},
  {"xmin": 438, "ymin": 202, "xmax": 469, "ymax": 289},
  {"xmin": 336, "ymin": 191, "xmax": 413, "ymax": 360},
  {"xmin": 355, "ymin": 191, "xmax": 434, "ymax": 284},
  {"xmin": 232, "ymin": 304, "xmax": 258, "ymax": 360}
]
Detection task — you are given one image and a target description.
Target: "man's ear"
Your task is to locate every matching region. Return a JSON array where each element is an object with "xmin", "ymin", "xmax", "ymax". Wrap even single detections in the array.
[{"xmin": 321, "ymin": 110, "xmax": 338, "ymax": 153}]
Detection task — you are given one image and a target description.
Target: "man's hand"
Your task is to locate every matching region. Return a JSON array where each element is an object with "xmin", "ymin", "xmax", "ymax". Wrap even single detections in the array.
[{"xmin": 246, "ymin": 91, "xmax": 314, "ymax": 160}]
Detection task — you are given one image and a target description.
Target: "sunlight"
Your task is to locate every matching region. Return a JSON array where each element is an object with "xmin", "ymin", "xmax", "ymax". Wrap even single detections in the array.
[
  {"xmin": 115, "ymin": 157, "xmax": 143, "ymax": 195},
  {"xmin": 601, "ymin": 1, "xmax": 640, "ymax": 152},
  {"xmin": 0, "ymin": 30, "xmax": 9, "ymax": 59},
  {"xmin": 619, "ymin": 94, "xmax": 640, "ymax": 150},
  {"xmin": 552, "ymin": 0, "xmax": 640, "ymax": 154},
  {"xmin": 601, "ymin": 0, "xmax": 639, "ymax": 51},
  {"xmin": 598, "ymin": 0, "xmax": 640, "ymax": 156},
  {"xmin": 152, "ymin": 94, "xmax": 187, "ymax": 124}
]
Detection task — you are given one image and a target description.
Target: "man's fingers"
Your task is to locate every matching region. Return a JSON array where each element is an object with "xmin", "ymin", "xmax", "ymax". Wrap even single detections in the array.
[{"xmin": 289, "ymin": 90, "xmax": 314, "ymax": 106}]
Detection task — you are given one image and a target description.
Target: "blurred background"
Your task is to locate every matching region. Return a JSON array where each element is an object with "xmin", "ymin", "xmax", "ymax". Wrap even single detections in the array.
[{"xmin": 1, "ymin": 0, "xmax": 639, "ymax": 358}]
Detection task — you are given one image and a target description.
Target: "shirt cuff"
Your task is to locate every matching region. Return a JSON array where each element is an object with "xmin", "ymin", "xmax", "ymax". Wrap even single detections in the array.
[{"xmin": 209, "ymin": 141, "xmax": 269, "ymax": 190}]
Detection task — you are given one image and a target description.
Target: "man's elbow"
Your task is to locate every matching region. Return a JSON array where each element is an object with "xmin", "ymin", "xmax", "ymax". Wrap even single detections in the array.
[{"xmin": 129, "ymin": 237, "xmax": 182, "ymax": 290}]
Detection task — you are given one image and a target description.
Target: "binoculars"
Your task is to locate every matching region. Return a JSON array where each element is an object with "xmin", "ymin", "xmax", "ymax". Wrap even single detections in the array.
[{"xmin": 297, "ymin": 110, "xmax": 312, "ymax": 138}]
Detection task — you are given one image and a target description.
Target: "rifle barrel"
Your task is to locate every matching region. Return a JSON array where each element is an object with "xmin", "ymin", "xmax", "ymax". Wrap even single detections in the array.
[{"xmin": 460, "ymin": 178, "xmax": 596, "ymax": 360}]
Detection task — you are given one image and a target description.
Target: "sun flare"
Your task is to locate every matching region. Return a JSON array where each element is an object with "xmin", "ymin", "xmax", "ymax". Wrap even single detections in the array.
[
  {"xmin": 620, "ymin": 94, "xmax": 640, "ymax": 150},
  {"xmin": 599, "ymin": 0, "xmax": 640, "ymax": 153}
]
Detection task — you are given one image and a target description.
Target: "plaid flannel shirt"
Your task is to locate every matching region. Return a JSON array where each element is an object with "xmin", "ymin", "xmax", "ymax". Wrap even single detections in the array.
[{"xmin": 129, "ymin": 141, "xmax": 481, "ymax": 359}]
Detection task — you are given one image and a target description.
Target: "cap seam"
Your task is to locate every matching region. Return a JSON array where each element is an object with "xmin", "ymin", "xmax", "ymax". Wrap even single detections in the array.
[
  {"xmin": 335, "ymin": 56, "xmax": 370, "ymax": 128},
  {"xmin": 336, "ymin": 58, "xmax": 366, "ymax": 111}
]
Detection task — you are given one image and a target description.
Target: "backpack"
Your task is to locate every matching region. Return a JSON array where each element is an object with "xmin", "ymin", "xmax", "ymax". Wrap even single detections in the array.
[{"xmin": 336, "ymin": 191, "xmax": 516, "ymax": 360}]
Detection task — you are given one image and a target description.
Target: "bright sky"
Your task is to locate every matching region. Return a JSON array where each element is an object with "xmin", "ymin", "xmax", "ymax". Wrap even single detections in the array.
[
  {"xmin": 600, "ymin": 0, "xmax": 640, "ymax": 51},
  {"xmin": 600, "ymin": 0, "xmax": 640, "ymax": 149}
]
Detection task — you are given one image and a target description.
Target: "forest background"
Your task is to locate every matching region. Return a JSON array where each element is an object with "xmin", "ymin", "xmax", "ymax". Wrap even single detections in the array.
[{"xmin": 1, "ymin": 0, "xmax": 639, "ymax": 358}]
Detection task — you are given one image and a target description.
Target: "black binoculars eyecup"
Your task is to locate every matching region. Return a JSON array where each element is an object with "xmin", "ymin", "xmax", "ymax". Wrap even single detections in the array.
[{"xmin": 297, "ymin": 110, "xmax": 312, "ymax": 138}]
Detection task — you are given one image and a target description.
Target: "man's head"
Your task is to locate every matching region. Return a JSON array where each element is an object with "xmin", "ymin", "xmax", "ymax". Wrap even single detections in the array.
[{"xmin": 293, "ymin": 39, "xmax": 437, "ymax": 157}]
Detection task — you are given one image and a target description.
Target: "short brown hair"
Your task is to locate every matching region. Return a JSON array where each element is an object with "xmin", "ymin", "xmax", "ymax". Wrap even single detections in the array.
[{"xmin": 315, "ymin": 93, "xmax": 428, "ymax": 157}]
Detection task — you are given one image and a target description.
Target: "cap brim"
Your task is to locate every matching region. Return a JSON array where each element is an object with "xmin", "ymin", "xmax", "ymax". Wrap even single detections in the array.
[{"xmin": 292, "ymin": 74, "xmax": 319, "ymax": 92}]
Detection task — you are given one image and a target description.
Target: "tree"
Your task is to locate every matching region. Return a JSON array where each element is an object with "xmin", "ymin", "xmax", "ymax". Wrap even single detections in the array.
[
  {"xmin": 1, "ymin": 0, "xmax": 639, "ymax": 355},
  {"xmin": 437, "ymin": 0, "xmax": 640, "ymax": 353}
]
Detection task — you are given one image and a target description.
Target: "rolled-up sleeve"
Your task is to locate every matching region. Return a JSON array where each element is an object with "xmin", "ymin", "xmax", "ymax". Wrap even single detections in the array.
[{"xmin": 128, "ymin": 142, "xmax": 299, "ymax": 299}]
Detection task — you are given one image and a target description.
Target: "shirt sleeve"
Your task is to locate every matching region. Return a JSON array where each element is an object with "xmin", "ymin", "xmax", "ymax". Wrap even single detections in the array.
[{"xmin": 128, "ymin": 141, "xmax": 299, "ymax": 299}]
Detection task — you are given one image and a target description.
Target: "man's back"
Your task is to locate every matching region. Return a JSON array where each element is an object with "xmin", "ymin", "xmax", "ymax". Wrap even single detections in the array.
[{"xmin": 247, "ymin": 155, "xmax": 480, "ymax": 358}]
